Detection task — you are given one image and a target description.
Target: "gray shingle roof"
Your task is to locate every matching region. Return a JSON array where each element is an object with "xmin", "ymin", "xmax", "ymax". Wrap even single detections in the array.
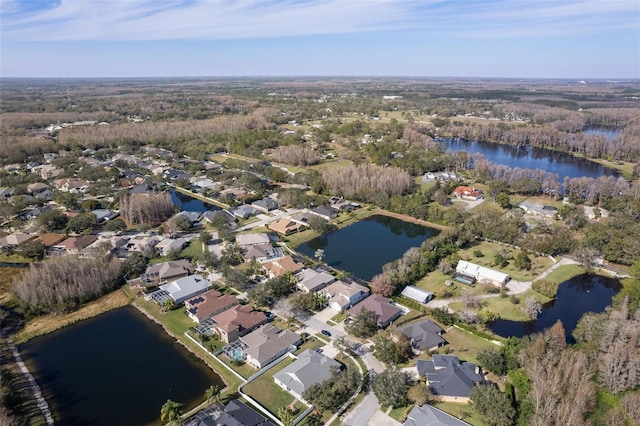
[
  {"xmin": 273, "ymin": 349, "xmax": 340, "ymax": 397},
  {"xmin": 417, "ymin": 355, "xmax": 485, "ymax": 398},
  {"xmin": 396, "ymin": 319, "xmax": 446, "ymax": 351},
  {"xmin": 403, "ymin": 404, "xmax": 470, "ymax": 426}
]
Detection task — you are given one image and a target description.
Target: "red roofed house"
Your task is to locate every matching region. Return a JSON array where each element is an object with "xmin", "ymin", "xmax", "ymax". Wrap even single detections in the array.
[
  {"xmin": 185, "ymin": 290, "xmax": 237, "ymax": 324},
  {"xmin": 453, "ymin": 186, "xmax": 483, "ymax": 201},
  {"xmin": 212, "ymin": 305, "xmax": 268, "ymax": 343}
]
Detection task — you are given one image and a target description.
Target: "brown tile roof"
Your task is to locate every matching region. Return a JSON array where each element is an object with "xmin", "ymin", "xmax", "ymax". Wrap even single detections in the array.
[
  {"xmin": 186, "ymin": 290, "xmax": 237, "ymax": 322},
  {"xmin": 348, "ymin": 294, "xmax": 402, "ymax": 326},
  {"xmin": 57, "ymin": 235, "xmax": 98, "ymax": 251},
  {"xmin": 268, "ymin": 218, "xmax": 305, "ymax": 235},
  {"xmin": 37, "ymin": 233, "xmax": 66, "ymax": 247},
  {"xmin": 212, "ymin": 305, "xmax": 267, "ymax": 334},
  {"xmin": 263, "ymin": 255, "xmax": 304, "ymax": 277}
]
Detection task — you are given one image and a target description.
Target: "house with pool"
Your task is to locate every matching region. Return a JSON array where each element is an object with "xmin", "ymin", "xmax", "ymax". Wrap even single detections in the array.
[{"xmin": 455, "ymin": 260, "xmax": 510, "ymax": 287}]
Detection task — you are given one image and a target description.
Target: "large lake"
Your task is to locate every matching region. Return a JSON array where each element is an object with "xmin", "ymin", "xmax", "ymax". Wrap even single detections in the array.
[
  {"xmin": 170, "ymin": 189, "xmax": 221, "ymax": 212},
  {"xmin": 489, "ymin": 274, "xmax": 621, "ymax": 343},
  {"xmin": 20, "ymin": 306, "xmax": 223, "ymax": 426},
  {"xmin": 438, "ymin": 138, "xmax": 618, "ymax": 181},
  {"xmin": 297, "ymin": 215, "xmax": 439, "ymax": 281}
]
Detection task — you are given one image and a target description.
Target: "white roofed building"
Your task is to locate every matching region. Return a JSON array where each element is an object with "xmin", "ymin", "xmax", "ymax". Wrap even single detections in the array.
[{"xmin": 455, "ymin": 260, "xmax": 509, "ymax": 287}]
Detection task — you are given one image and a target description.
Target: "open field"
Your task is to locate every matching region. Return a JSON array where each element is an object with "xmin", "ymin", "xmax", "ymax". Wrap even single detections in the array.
[
  {"xmin": 13, "ymin": 289, "xmax": 132, "ymax": 344},
  {"xmin": 449, "ymin": 289, "xmax": 552, "ymax": 322},
  {"xmin": 457, "ymin": 240, "xmax": 553, "ymax": 282}
]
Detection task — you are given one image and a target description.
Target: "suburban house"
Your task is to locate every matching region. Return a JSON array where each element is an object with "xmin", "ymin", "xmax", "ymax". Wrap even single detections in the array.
[
  {"xmin": 401, "ymin": 286, "xmax": 434, "ymax": 304},
  {"xmin": 91, "ymin": 209, "xmax": 120, "ymax": 222},
  {"xmin": 159, "ymin": 275, "xmax": 210, "ymax": 305},
  {"xmin": 154, "ymin": 237, "xmax": 189, "ymax": 256},
  {"xmin": 519, "ymin": 201, "xmax": 558, "ymax": 218},
  {"xmin": 453, "ymin": 186, "xmax": 483, "ymax": 201},
  {"xmin": 27, "ymin": 182, "xmax": 54, "ymax": 200},
  {"xmin": 54, "ymin": 177, "xmax": 89, "ymax": 193},
  {"xmin": 240, "ymin": 324, "xmax": 302, "ymax": 369},
  {"xmin": 417, "ymin": 355, "xmax": 487, "ymax": 403},
  {"xmin": 219, "ymin": 187, "xmax": 247, "ymax": 200},
  {"xmin": 583, "ymin": 205, "xmax": 609, "ymax": 220},
  {"xmin": 236, "ymin": 233, "xmax": 271, "ymax": 248},
  {"xmin": 0, "ymin": 233, "xmax": 36, "ymax": 250},
  {"xmin": 455, "ymin": 260, "xmax": 510, "ymax": 287},
  {"xmin": 185, "ymin": 290, "xmax": 237, "ymax": 324},
  {"xmin": 267, "ymin": 218, "xmax": 306, "ymax": 236},
  {"xmin": 309, "ymin": 205, "xmax": 338, "ymax": 221},
  {"xmin": 273, "ymin": 349, "xmax": 342, "ymax": 400},
  {"xmin": 35, "ymin": 233, "xmax": 66, "ymax": 249},
  {"xmin": 201, "ymin": 209, "xmax": 236, "ymax": 227},
  {"xmin": 174, "ymin": 210, "xmax": 203, "ymax": 226},
  {"xmin": 141, "ymin": 259, "xmax": 195, "ymax": 285},
  {"xmin": 295, "ymin": 268, "xmax": 336, "ymax": 293},
  {"xmin": 243, "ymin": 243, "xmax": 284, "ymax": 264},
  {"xmin": 0, "ymin": 187, "xmax": 15, "ymax": 199},
  {"xmin": 251, "ymin": 198, "xmax": 279, "ymax": 212},
  {"xmin": 347, "ymin": 294, "xmax": 403, "ymax": 328},
  {"xmin": 403, "ymin": 404, "xmax": 470, "ymax": 426},
  {"xmin": 396, "ymin": 319, "xmax": 447, "ymax": 354},
  {"xmin": 53, "ymin": 235, "xmax": 98, "ymax": 254},
  {"xmin": 230, "ymin": 204, "xmax": 261, "ymax": 219},
  {"xmin": 212, "ymin": 305, "xmax": 268, "ymax": 343},
  {"xmin": 125, "ymin": 235, "xmax": 160, "ymax": 254},
  {"xmin": 215, "ymin": 399, "xmax": 275, "ymax": 426},
  {"xmin": 320, "ymin": 280, "xmax": 370, "ymax": 312},
  {"xmin": 262, "ymin": 255, "xmax": 304, "ymax": 278},
  {"xmin": 190, "ymin": 176, "xmax": 217, "ymax": 191}
]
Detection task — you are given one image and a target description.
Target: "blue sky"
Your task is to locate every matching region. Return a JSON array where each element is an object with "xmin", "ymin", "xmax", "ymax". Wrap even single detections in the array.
[{"xmin": 1, "ymin": 0, "xmax": 638, "ymax": 78}]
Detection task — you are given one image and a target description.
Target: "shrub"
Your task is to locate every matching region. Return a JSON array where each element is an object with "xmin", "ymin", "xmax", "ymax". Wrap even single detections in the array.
[
  {"xmin": 473, "ymin": 250, "xmax": 484, "ymax": 258},
  {"xmin": 532, "ymin": 279, "xmax": 559, "ymax": 298}
]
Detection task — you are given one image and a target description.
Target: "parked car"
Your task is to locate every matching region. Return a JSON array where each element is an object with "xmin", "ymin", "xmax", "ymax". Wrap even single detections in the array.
[{"xmin": 321, "ymin": 329, "xmax": 332, "ymax": 337}]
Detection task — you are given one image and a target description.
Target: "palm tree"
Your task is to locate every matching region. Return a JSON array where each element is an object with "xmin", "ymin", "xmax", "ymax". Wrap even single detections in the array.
[
  {"xmin": 204, "ymin": 384, "xmax": 220, "ymax": 404},
  {"xmin": 160, "ymin": 399, "xmax": 184, "ymax": 426}
]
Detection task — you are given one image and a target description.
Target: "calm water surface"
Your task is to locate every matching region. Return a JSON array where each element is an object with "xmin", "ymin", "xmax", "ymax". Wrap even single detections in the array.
[
  {"xmin": 583, "ymin": 126, "xmax": 622, "ymax": 141},
  {"xmin": 438, "ymin": 138, "xmax": 618, "ymax": 181},
  {"xmin": 170, "ymin": 189, "xmax": 220, "ymax": 212},
  {"xmin": 20, "ymin": 306, "xmax": 223, "ymax": 426},
  {"xmin": 489, "ymin": 274, "xmax": 620, "ymax": 343},
  {"xmin": 297, "ymin": 215, "xmax": 439, "ymax": 281}
]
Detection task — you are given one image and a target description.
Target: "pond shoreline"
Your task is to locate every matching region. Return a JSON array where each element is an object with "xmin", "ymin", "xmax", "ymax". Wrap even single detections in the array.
[
  {"xmin": 130, "ymin": 300, "xmax": 229, "ymax": 390},
  {"xmin": 13, "ymin": 289, "xmax": 132, "ymax": 344}
]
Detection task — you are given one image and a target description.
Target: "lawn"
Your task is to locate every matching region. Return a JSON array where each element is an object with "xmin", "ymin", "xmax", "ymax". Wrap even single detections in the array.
[
  {"xmin": 541, "ymin": 264, "xmax": 584, "ymax": 284},
  {"xmin": 218, "ymin": 356, "xmax": 257, "ymax": 380},
  {"xmin": 242, "ymin": 356, "xmax": 299, "ymax": 417},
  {"xmin": 449, "ymin": 289, "xmax": 552, "ymax": 322},
  {"xmin": 180, "ymin": 239, "xmax": 205, "ymax": 261},
  {"xmin": 309, "ymin": 158, "xmax": 353, "ymax": 171},
  {"xmin": 457, "ymin": 241, "xmax": 553, "ymax": 282},
  {"xmin": 284, "ymin": 228, "xmax": 321, "ymax": 249},
  {"xmin": 294, "ymin": 338, "xmax": 325, "ymax": 355},
  {"xmin": 435, "ymin": 327, "xmax": 499, "ymax": 365},
  {"xmin": 415, "ymin": 269, "xmax": 462, "ymax": 297}
]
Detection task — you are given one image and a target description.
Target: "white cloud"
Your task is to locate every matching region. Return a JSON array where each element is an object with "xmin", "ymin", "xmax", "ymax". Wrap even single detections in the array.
[{"xmin": 1, "ymin": 0, "xmax": 637, "ymax": 42}]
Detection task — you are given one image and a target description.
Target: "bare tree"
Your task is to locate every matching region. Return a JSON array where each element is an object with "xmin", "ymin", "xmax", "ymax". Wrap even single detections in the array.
[
  {"xmin": 524, "ymin": 296, "xmax": 543, "ymax": 320},
  {"xmin": 370, "ymin": 273, "xmax": 395, "ymax": 297}
]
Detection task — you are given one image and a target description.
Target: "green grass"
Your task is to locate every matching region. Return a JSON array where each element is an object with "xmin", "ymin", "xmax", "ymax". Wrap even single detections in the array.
[
  {"xmin": 415, "ymin": 270, "xmax": 462, "ymax": 297},
  {"xmin": 389, "ymin": 405, "xmax": 413, "ymax": 423},
  {"xmin": 309, "ymin": 158, "xmax": 353, "ymax": 171},
  {"xmin": 218, "ymin": 356, "xmax": 257, "ymax": 379},
  {"xmin": 331, "ymin": 312, "xmax": 347, "ymax": 323},
  {"xmin": 540, "ymin": 264, "xmax": 584, "ymax": 285},
  {"xmin": 284, "ymin": 228, "xmax": 321, "ymax": 249},
  {"xmin": 294, "ymin": 338, "xmax": 325, "ymax": 354},
  {"xmin": 180, "ymin": 239, "xmax": 205, "ymax": 261},
  {"xmin": 242, "ymin": 356, "xmax": 299, "ymax": 416},
  {"xmin": 0, "ymin": 253, "xmax": 32, "ymax": 263},
  {"xmin": 430, "ymin": 401, "xmax": 488, "ymax": 426},
  {"xmin": 435, "ymin": 327, "xmax": 498, "ymax": 364},
  {"xmin": 449, "ymin": 289, "xmax": 551, "ymax": 322},
  {"xmin": 457, "ymin": 241, "xmax": 553, "ymax": 282}
]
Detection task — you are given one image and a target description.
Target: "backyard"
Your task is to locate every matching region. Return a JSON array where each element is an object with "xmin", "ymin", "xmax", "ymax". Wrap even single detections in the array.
[{"xmin": 241, "ymin": 356, "xmax": 301, "ymax": 417}]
